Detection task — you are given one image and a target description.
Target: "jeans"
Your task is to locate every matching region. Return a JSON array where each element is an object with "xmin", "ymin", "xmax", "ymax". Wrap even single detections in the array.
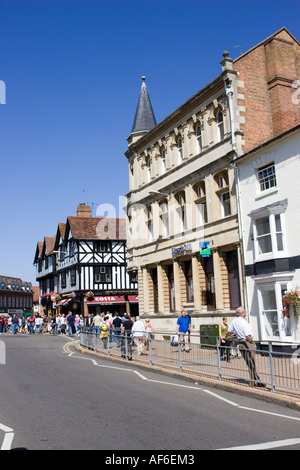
[
  {"xmin": 113, "ymin": 327, "xmax": 121, "ymax": 346},
  {"xmin": 12, "ymin": 324, "xmax": 19, "ymax": 334}
]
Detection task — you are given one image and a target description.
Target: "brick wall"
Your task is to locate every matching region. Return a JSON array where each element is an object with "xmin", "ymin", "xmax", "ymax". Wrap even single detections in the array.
[{"xmin": 234, "ymin": 28, "xmax": 300, "ymax": 153}]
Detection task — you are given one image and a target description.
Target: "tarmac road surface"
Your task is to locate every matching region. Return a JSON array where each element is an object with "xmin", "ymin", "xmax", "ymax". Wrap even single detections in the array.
[{"xmin": 0, "ymin": 332, "xmax": 300, "ymax": 451}]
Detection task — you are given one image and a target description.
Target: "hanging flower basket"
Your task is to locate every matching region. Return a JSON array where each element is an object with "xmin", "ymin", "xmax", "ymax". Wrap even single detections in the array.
[
  {"xmin": 86, "ymin": 291, "xmax": 94, "ymax": 300},
  {"xmin": 282, "ymin": 290, "xmax": 300, "ymax": 323}
]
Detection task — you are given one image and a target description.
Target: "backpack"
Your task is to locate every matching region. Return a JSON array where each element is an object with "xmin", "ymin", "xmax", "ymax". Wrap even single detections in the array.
[{"xmin": 101, "ymin": 322, "xmax": 108, "ymax": 332}]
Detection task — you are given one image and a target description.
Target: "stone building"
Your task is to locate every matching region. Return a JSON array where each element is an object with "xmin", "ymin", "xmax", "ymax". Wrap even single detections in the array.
[{"xmin": 124, "ymin": 27, "xmax": 300, "ymax": 334}]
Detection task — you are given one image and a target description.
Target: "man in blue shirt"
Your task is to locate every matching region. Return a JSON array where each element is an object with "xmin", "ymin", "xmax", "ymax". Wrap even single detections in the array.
[{"xmin": 176, "ymin": 310, "xmax": 191, "ymax": 352}]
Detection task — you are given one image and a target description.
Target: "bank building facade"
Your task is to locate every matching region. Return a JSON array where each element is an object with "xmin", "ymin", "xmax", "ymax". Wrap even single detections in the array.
[{"xmin": 124, "ymin": 28, "xmax": 300, "ymax": 335}]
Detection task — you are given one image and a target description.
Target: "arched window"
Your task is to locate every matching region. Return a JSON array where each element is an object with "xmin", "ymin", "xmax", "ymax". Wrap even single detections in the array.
[
  {"xmin": 216, "ymin": 109, "xmax": 224, "ymax": 142},
  {"xmin": 146, "ymin": 157, "xmax": 151, "ymax": 183},
  {"xmin": 160, "ymin": 201, "xmax": 169, "ymax": 237},
  {"xmin": 161, "ymin": 149, "xmax": 166, "ymax": 174},
  {"xmin": 195, "ymin": 124, "xmax": 202, "ymax": 153},
  {"xmin": 194, "ymin": 181, "xmax": 207, "ymax": 225},
  {"xmin": 176, "ymin": 192, "xmax": 186, "ymax": 232},
  {"xmin": 177, "ymin": 137, "xmax": 183, "ymax": 164}
]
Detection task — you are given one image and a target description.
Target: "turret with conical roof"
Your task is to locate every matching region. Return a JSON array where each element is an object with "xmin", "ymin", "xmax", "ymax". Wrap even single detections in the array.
[{"xmin": 128, "ymin": 76, "xmax": 157, "ymax": 145}]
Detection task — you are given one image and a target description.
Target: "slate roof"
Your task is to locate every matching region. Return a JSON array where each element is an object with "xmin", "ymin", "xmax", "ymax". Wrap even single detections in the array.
[{"xmin": 131, "ymin": 76, "xmax": 157, "ymax": 134}]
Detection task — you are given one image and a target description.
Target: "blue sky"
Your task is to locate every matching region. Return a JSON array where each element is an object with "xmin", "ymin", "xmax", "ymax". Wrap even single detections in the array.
[{"xmin": 0, "ymin": 0, "xmax": 299, "ymax": 284}]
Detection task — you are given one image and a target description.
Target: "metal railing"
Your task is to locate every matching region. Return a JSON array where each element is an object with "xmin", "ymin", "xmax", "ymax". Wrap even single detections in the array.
[{"xmin": 79, "ymin": 328, "xmax": 300, "ymax": 395}]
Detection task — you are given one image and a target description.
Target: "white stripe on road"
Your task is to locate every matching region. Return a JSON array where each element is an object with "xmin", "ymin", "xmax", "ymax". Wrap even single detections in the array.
[
  {"xmin": 1, "ymin": 432, "xmax": 14, "ymax": 451},
  {"xmin": 0, "ymin": 423, "xmax": 13, "ymax": 433},
  {"xmin": 219, "ymin": 437, "xmax": 300, "ymax": 450},
  {"xmin": 0, "ymin": 423, "xmax": 14, "ymax": 451}
]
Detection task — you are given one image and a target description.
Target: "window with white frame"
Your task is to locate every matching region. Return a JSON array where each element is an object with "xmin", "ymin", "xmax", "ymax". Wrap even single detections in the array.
[
  {"xmin": 251, "ymin": 203, "xmax": 287, "ymax": 261},
  {"xmin": 146, "ymin": 157, "xmax": 151, "ymax": 183},
  {"xmin": 177, "ymin": 137, "xmax": 183, "ymax": 164},
  {"xmin": 161, "ymin": 149, "xmax": 166, "ymax": 174},
  {"xmin": 215, "ymin": 171, "xmax": 231, "ymax": 217},
  {"xmin": 194, "ymin": 181, "xmax": 207, "ymax": 225},
  {"xmin": 195, "ymin": 124, "xmax": 202, "ymax": 154},
  {"xmin": 257, "ymin": 162, "xmax": 276, "ymax": 192},
  {"xmin": 176, "ymin": 193, "xmax": 186, "ymax": 232},
  {"xmin": 160, "ymin": 201, "xmax": 169, "ymax": 238},
  {"xmin": 257, "ymin": 279, "xmax": 292, "ymax": 340},
  {"xmin": 147, "ymin": 206, "xmax": 153, "ymax": 242},
  {"xmin": 216, "ymin": 109, "xmax": 224, "ymax": 142}
]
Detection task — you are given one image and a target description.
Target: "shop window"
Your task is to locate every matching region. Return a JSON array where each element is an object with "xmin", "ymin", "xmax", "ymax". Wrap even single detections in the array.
[
  {"xmin": 184, "ymin": 261, "xmax": 194, "ymax": 303},
  {"xmin": 203, "ymin": 257, "xmax": 215, "ymax": 309},
  {"xmin": 226, "ymin": 250, "xmax": 241, "ymax": 308},
  {"xmin": 168, "ymin": 265, "xmax": 175, "ymax": 312}
]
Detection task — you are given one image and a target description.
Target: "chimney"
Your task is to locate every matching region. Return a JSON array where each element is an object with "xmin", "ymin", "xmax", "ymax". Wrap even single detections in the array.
[{"xmin": 77, "ymin": 203, "xmax": 92, "ymax": 218}]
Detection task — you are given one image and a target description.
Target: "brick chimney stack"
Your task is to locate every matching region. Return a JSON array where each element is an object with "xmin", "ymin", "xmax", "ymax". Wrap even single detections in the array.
[{"xmin": 77, "ymin": 203, "xmax": 92, "ymax": 218}]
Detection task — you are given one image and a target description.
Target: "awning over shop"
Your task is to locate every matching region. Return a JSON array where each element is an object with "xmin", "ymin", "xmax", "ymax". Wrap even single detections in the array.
[
  {"xmin": 128, "ymin": 295, "xmax": 139, "ymax": 303},
  {"xmin": 86, "ymin": 295, "xmax": 126, "ymax": 305}
]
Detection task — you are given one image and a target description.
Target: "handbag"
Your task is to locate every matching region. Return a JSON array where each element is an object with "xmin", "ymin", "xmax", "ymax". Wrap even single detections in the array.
[{"xmin": 171, "ymin": 334, "xmax": 179, "ymax": 346}]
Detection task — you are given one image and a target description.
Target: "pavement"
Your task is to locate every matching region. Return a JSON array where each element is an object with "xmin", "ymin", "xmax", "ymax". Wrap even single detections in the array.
[{"xmin": 74, "ymin": 337, "xmax": 300, "ymax": 411}]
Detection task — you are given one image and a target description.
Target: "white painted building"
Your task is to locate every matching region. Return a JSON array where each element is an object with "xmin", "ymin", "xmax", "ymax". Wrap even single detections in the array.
[{"xmin": 236, "ymin": 125, "xmax": 300, "ymax": 345}]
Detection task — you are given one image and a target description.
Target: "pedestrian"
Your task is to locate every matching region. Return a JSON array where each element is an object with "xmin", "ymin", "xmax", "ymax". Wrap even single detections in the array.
[
  {"xmin": 144, "ymin": 318, "xmax": 154, "ymax": 351},
  {"xmin": 28, "ymin": 315, "xmax": 35, "ymax": 334},
  {"xmin": 219, "ymin": 317, "xmax": 230, "ymax": 362},
  {"xmin": 176, "ymin": 310, "xmax": 191, "ymax": 352},
  {"xmin": 121, "ymin": 315, "xmax": 133, "ymax": 360},
  {"xmin": 0, "ymin": 315, "xmax": 5, "ymax": 334},
  {"xmin": 67, "ymin": 311, "xmax": 75, "ymax": 337},
  {"xmin": 92, "ymin": 312, "xmax": 102, "ymax": 336},
  {"xmin": 11, "ymin": 314, "xmax": 19, "ymax": 334},
  {"xmin": 35, "ymin": 316, "xmax": 43, "ymax": 334},
  {"xmin": 99, "ymin": 317, "xmax": 109, "ymax": 349},
  {"xmin": 132, "ymin": 316, "xmax": 146, "ymax": 355},
  {"xmin": 74, "ymin": 314, "xmax": 81, "ymax": 336},
  {"xmin": 225, "ymin": 307, "xmax": 265, "ymax": 387},
  {"xmin": 112, "ymin": 312, "xmax": 122, "ymax": 347}
]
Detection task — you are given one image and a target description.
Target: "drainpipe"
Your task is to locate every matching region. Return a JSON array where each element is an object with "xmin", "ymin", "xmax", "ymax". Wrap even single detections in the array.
[{"xmin": 225, "ymin": 83, "xmax": 250, "ymax": 320}]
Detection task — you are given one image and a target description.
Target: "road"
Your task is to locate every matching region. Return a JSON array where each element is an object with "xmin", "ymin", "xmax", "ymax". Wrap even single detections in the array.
[{"xmin": 0, "ymin": 332, "xmax": 300, "ymax": 451}]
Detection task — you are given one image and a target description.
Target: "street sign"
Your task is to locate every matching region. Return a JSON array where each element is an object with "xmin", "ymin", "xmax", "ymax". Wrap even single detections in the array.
[{"xmin": 51, "ymin": 294, "xmax": 57, "ymax": 301}]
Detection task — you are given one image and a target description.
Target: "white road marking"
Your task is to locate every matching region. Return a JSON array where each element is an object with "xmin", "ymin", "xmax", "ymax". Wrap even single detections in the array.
[
  {"xmin": 0, "ymin": 423, "xmax": 14, "ymax": 451},
  {"xmin": 62, "ymin": 345, "xmax": 300, "ymax": 453},
  {"xmin": 219, "ymin": 437, "xmax": 300, "ymax": 450},
  {"xmin": 1, "ymin": 432, "xmax": 14, "ymax": 451}
]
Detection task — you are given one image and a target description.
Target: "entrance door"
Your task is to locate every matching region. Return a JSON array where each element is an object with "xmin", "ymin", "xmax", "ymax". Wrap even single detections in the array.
[{"xmin": 258, "ymin": 282, "xmax": 293, "ymax": 342}]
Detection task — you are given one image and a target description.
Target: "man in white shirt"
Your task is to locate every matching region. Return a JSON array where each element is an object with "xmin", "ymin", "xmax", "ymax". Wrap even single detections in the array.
[
  {"xmin": 132, "ymin": 316, "xmax": 146, "ymax": 355},
  {"xmin": 226, "ymin": 307, "xmax": 265, "ymax": 387}
]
